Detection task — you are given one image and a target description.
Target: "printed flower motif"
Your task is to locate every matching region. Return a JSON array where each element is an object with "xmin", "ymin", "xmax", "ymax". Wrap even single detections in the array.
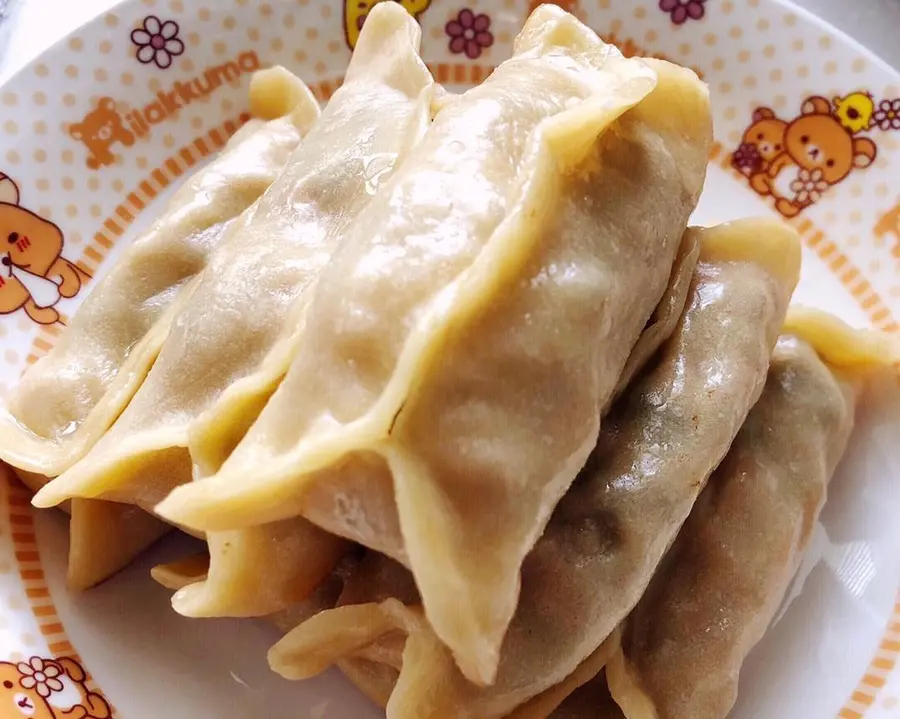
[
  {"xmin": 731, "ymin": 142, "xmax": 763, "ymax": 177},
  {"xmin": 789, "ymin": 167, "xmax": 829, "ymax": 206},
  {"xmin": 131, "ymin": 15, "xmax": 185, "ymax": 69},
  {"xmin": 871, "ymin": 99, "xmax": 900, "ymax": 131},
  {"xmin": 446, "ymin": 9, "xmax": 494, "ymax": 60},
  {"xmin": 659, "ymin": 0, "xmax": 706, "ymax": 25},
  {"xmin": 17, "ymin": 657, "xmax": 63, "ymax": 698}
]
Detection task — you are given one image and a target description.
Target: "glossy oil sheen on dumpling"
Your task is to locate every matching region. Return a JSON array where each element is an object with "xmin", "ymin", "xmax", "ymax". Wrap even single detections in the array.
[
  {"xmin": 607, "ymin": 312, "xmax": 900, "ymax": 719},
  {"xmin": 266, "ymin": 219, "xmax": 801, "ymax": 718},
  {"xmin": 33, "ymin": 4, "xmax": 435, "ymax": 618},
  {"xmin": 0, "ymin": 89, "xmax": 319, "ymax": 478},
  {"xmin": 159, "ymin": 6, "xmax": 710, "ymax": 684},
  {"xmin": 295, "ymin": 231, "xmax": 699, "ymax": 569}
]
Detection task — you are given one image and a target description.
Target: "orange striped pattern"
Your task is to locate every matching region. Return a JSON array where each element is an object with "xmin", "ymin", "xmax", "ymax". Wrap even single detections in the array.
[
  {"xmin": 6, "ymin": 479, "xmax": 116, "ymax": 714},
  {"xmin": 709, "ymin": 141, "xmax": 899, "ymax": 333},
  {"xmin": 837, "ymin": 594, "xmax": 900, "ymax": 718},
  {"xmin": 425, "ymin": 63, "xmax": 494, "ymax": 86},
  {"xmin": 24, "ymin": 325, "xmax": 62, "ymax": 367},
  {"xmin": 22, "ymin": 114, "xmax": 253, "ymax": 368}
]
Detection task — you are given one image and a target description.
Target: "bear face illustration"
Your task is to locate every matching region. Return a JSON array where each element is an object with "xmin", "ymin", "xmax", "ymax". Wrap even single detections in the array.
[
  {"xmin": 68, "ymin": 97, "xmax": 136, "ymax": 170},
  {"xmin": 0, "ymin": 657, "xmax": 111, "ymax": 719},
  {"xmin": 732, "ymin": 107, "xmax": 787, "ymax": 177},
  {"xmin": 0, "ymin": 173, "xmax": 84, "ymax": 324},
  {"xmin": 344, "ymin": 0, "xmax": 432, "ymax": 49},
  {"xmin": 748, "ymin": 96, "xmax": 877, "ymax": 218},
  {"xmin": 783, "ymin": 102, "xmax": 875, "ymax": 185}
]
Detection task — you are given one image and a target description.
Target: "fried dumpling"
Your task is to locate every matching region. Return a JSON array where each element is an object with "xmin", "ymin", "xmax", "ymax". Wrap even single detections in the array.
[
  {"xmin": 606, "ymin": 310, "xmax": 900, "ymax": 719},
  {"xmin": 0, "ymin": 72, "xmax": 319, "ymax": 478},
  {"xmin": 159, "ymin": 6, "xmax": 710, "ymax": 683},
  {"xmin": 33, "ymin": 3, "xmax": 436, "ymax": 618},
  {"xmin": 266, "ymin": 219, "xmax": 801, "ymax": 718}
]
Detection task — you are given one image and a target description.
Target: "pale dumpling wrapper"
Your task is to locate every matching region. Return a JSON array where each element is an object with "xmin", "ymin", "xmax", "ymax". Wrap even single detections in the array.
[
  {"xmin": 159, "ymin": 6, "xmax": 712, "ymax": 684},
  {"xmin": 3, "ymin": 73, "xmax": 318, "ymax": 589},
  {"xmin": 267, "ymin": 219, "xmax": 801, "ymax": 718},
  {"xmin": 0, "ymin": 86, "xmax": 318, "ymax": 478},
  {"xmin": 608, "ymin": 311, "xmax": 900, "ymax": 719},
  {"xmin": 298, "ymin": 229, "xmax": 700, "ymax": 570},
  {"xmin": 33, "ymin": 3, "xmax": 436, "ymax": 619}
]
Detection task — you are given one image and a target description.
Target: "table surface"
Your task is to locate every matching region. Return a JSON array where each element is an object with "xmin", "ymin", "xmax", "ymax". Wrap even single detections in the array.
[{"xmin": 2, "ymin": 0, "xmax": 900, "ymax": 83}]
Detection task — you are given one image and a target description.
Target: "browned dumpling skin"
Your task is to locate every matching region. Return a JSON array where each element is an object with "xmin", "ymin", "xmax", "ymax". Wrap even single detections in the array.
[
  {"xmin": 267, "ymin": 219, "xmax": 800, "ymax": 719},
  {"xmin": 607, "ymin": 313, "xmax": 900, "ymax": 719}
]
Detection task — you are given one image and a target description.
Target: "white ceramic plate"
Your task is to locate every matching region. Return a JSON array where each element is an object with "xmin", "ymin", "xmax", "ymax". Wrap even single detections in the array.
[{"xmin": 1, "ymin": 0, "xmax": 900, "ymax": 717}]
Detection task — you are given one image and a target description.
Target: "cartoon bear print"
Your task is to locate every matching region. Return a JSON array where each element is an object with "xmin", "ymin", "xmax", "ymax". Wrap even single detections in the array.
[
  {"xmin": 68, "ymin": 97, "xmax": 135, "ymax": 170},
  {"xmin": 0, "ymin": 173, "xmax": 83, "ymax": 325},
  {"xmin": 731, "ymin": 107, "xmax": 788, "ymax": 178},
  {"xmin": 748, "ymin": 96, "xmax": 877, "ymax": 218},
  {"xmin": 344, "ymin": 0, "xmax": 432, "ymax": 49},
  {"xmin": 0, "ymin": 656, "xmax": 112, "ymax": 719}
]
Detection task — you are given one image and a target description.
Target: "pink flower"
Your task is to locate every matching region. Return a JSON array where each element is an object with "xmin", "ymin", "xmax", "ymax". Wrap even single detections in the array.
[
  {"xmin": 871, "ymin": 99, "xmax": 900, "ymax": 131},
  {"xmin": 790, "ymin": 167, "xmax": 829, "ymax": 206},
  {"xmin": 659, "ymin": 0, "xmax": 706, "ymax": 25},
  {"xmin": 446, "ymin": 9, "xmax": 494, "ymax": 60},
  {"xmin": 17, "ymin": 657, "xmax": 64, "ymax": 698},
  {"xmin": 131, "ymin": 15, "xmax": 185, "ymax": 69}
]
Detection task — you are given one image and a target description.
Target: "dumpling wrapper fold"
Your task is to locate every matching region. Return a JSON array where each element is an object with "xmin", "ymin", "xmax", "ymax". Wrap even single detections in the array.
[
  {"xmin": 266, "ymin": 218, "xmax": 801, "ymax": 718},
  {"xmin": 5, "ymin": 72, "xmax": 318, "ymax": 589},
  {"xmin": 0, "ymin": 79, "xmax": 318, "ymax": 478},
  {"xmin": 159, "ymin": 6, "xmax": 711, "ymax": 683},
  {"xmin": 607, "ymin": 310, "xmax": 900, "ymax": 719},
  {"xmin": 33, "ymin": 3, "xmax": 436, "ymax": 618},
  {"xmin": 292, "ymin": 229, "xmax": 700, "ymax": 571}
]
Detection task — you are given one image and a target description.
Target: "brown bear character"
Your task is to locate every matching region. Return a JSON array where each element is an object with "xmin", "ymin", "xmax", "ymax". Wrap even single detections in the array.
[
  {"xmin": 0, "ymin": 656, "xmax": 112, "ymax": 719},
  {"xmin": 68, "ymin": 97, "xmax": 135, "ymax": 170},
  {"xmin": 731, "ymin": 107, "xmax": 788, "ymax": 177},
  {"xmin": 0, "ymin": 173, "xmax": 83, "ymax": 324},
  {"xmin": 749, "ymin": 96, "xmax": 877, "ymax": 217}
]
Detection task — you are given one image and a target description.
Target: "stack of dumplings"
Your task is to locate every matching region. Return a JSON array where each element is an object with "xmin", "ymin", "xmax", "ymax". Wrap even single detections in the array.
[{"xmin": 1, "ymin": 4, "xmax": 897, "ymax": 718}]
